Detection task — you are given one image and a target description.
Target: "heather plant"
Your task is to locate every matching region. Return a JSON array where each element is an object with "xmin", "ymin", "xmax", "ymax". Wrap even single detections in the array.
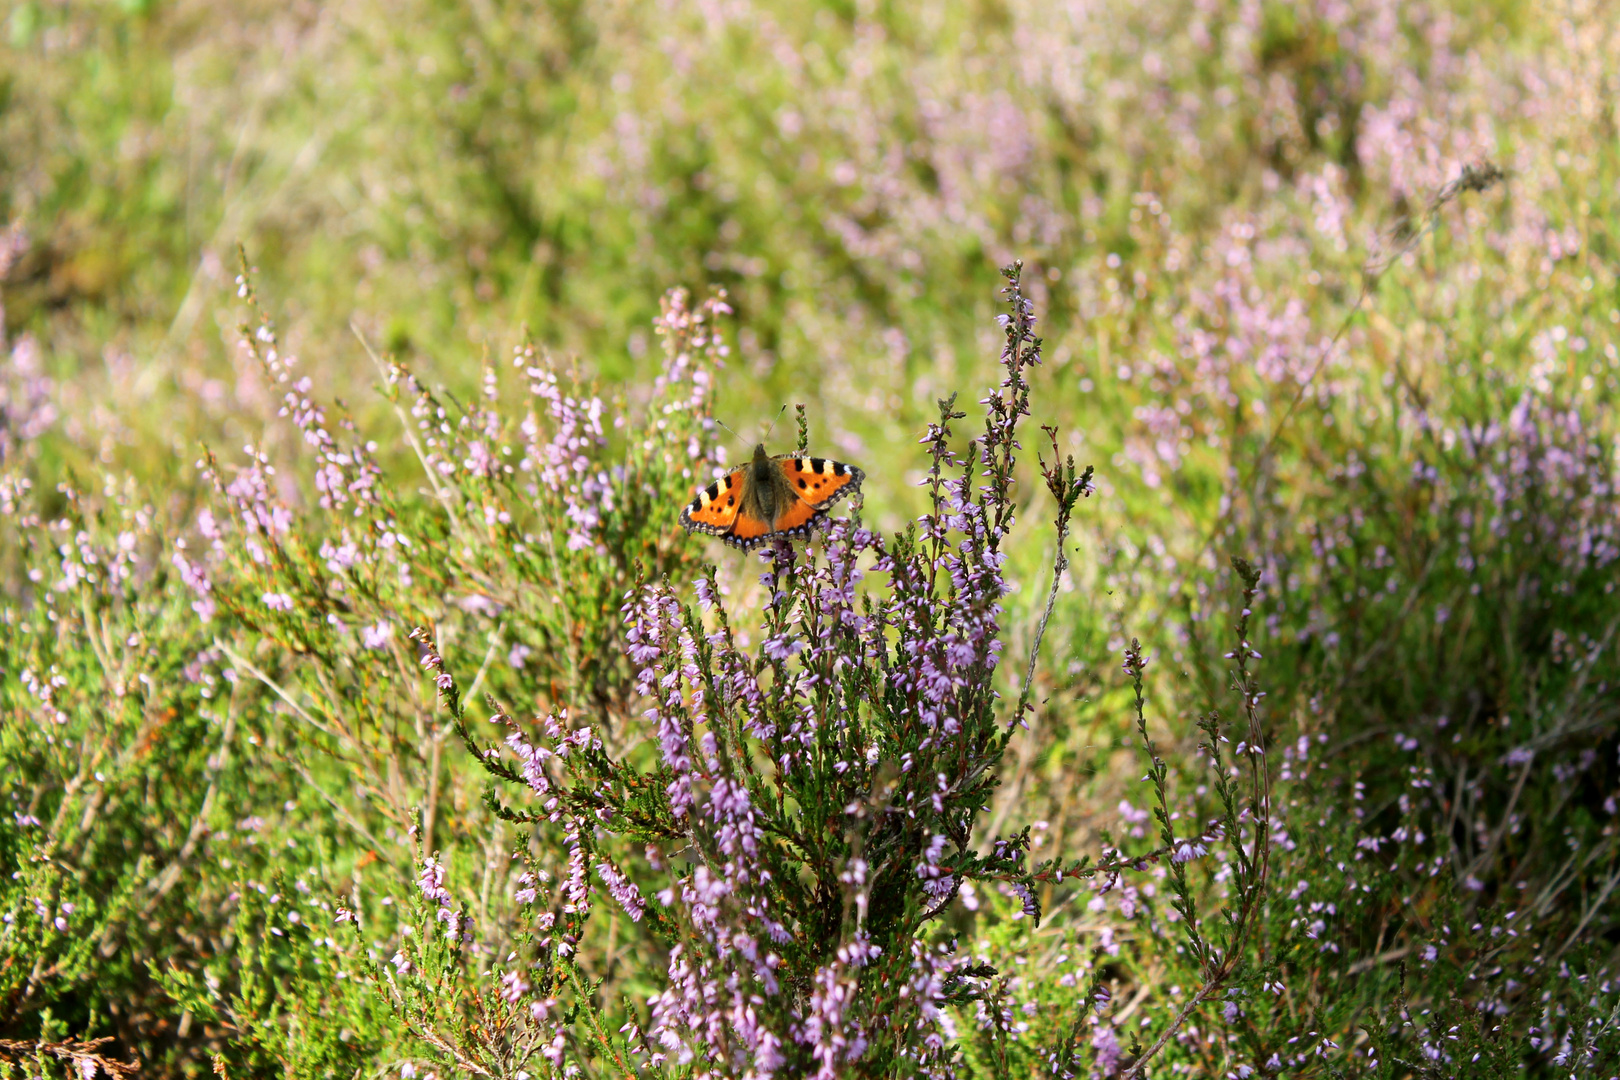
[
  {"xmin": 949, "ymin": 164, "xmax": 1620, "ymax": 1072},
  {"xmin": 0, "ymin": 467, "xmax": 258, "ymax": 1073},
  {"xmin": 186, "ymin": 258, "xmax": 721, "ymax": 821},
  {"xmin": 1, "ymin": 250, "xmax": 731, "ymax": 1075},
  {"xmin": 332, "ymin": 262, "xmax": 1125, "ymax": 1076},
  {"xmin": 164, "ymin": 259, "xmax": 1288, "ymax": 1076},
  {"xmin": 0, "ymin": 379, "xmax": 405, "ymax": 1074}
]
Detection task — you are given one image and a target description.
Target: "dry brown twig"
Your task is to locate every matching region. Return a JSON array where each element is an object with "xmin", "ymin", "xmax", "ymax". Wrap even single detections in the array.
[{"xmin": 0, "ymin": 1036, "xmax": 138, "ymax": 1078}]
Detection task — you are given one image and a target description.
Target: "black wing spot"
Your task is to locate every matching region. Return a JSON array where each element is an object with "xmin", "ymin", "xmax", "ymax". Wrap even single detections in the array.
[
  {"xmin": 833, "ymin": 462, "xmax": 847, "ymax": 476},
  {"xmin": 727, "ymin": 496, "xmax": 736, "ymax": 506},
  {"xmin": 810, "ymin": 457, "xmax": 826, "ymax": 473},
  {"xmin": 797, "ymin": 479, "xmax": 807, "ymax": 489},
  {"xmin": 724, "ymin": 473, "xmax": 736, "ymax": 488},
  {"xmin": 706, "ymin": 483, "xmax": 721, "ymax": 500}
]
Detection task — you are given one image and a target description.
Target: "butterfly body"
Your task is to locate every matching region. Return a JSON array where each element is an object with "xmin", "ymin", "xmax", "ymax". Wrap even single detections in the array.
[{"xmin": 681, "ymin": 443, "xmax": 864, "ymax": 549}]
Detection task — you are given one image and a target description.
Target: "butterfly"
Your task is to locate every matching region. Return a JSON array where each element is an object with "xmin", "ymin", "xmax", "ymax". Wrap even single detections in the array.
[{"xmin": 681, "ymin": 443, "xmax": 865, "ymax": 550}]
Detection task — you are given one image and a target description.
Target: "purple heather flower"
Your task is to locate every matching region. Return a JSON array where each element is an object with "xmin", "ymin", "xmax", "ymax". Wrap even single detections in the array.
[
  {"xmin": 170, "ymin": 551, "xmax": 216, "ymax": 620},
  {"xmin": 561, "ymin": 824, "xmax": 590, "ymax": 913},
  {"xmin": 417, "ymin": 858, "xmax": 450, "ymax": 908},
  {"xmin": 1009, "ymin": 881, "xmax": 1037, "ymax": 919},
  {"xmin": 0, "ymin": 334, "xmax": 57, "ymax": 464},
  {"xmin": 1173, "ymin": 838, "xmax": 1210, "ymax": 863},
  {"xmin": 595, "ymin": 860, "xmax": 646, "ymax": 922},
  {"xmin": 500, "ymin": 971, "xmax": 529, "ymax": 1002},
  {"xmin": 1092, "ymin": 1025, "xmax": 1122, "ymax": 1073}
]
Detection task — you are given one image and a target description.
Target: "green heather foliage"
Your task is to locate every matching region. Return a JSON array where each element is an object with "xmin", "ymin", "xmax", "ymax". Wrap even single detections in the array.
[{"xmin": 3, "ymin": 0, "xmax": 1620, "ymax": 1077}]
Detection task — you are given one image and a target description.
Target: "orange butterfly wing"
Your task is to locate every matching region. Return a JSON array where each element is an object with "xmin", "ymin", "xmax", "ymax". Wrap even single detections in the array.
[
  {"xmin": 772, "ymin": 456, "xmax": 863, "ymax": 533},
  {"xmin": 770, "ymin": 497, "xmax": 821, "ymax": 533},
  {"xmin": 681, "ymin": 467, "xmax": 747, "ymax": 536},
  {"xmin": 729, "ymin": 510, "xmax": 773, "ymax": 543}
]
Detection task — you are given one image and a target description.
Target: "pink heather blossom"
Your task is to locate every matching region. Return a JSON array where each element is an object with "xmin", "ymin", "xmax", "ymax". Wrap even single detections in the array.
[
  {"xmin": 595, "ymin": 860, "xmax": 646, "ymax": 922},
  {"xmin": 417, "ymin": 857, "xmax": 450, "ymax": 908},
  {"xmin": 500, "ymin": 971, "xmax": 530, "ymax": 1002},
  {"xmin": 1173, "ymin": 838, "xmax": 1210, "ymax": 863}
]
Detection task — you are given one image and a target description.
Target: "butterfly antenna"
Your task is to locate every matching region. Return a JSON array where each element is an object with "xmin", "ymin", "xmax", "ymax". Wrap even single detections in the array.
[
  {"xmin": 705, "ymin": 416, "xmax": 749, "ymax": 469},
  {"xmin": 696, "ymin": 417, "xmax": 745, "ymax": 469},
  {"xmin": 760, "ymin": 404, "xmax": 789, "ymax": 447}
]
